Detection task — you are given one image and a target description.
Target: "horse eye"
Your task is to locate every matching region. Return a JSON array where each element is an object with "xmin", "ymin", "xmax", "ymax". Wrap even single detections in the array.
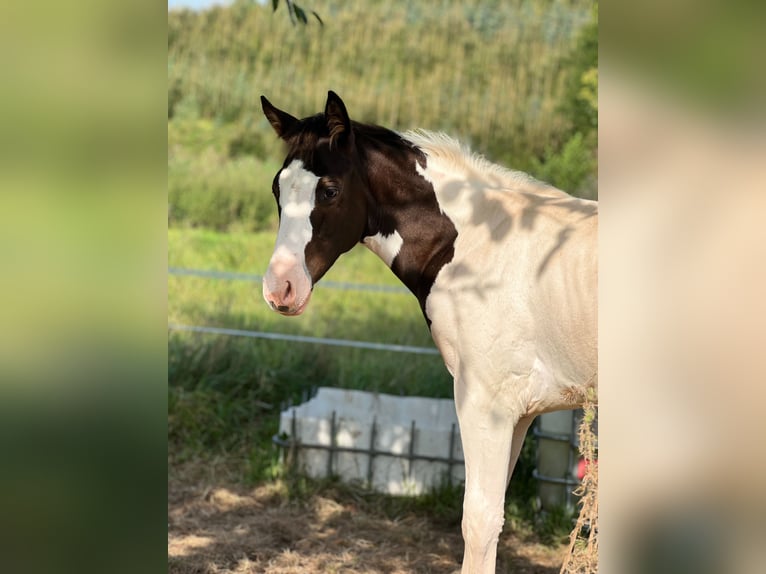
[{"xmin": 322, "ymin": 186, "xmax": 339, "ymax": 200}]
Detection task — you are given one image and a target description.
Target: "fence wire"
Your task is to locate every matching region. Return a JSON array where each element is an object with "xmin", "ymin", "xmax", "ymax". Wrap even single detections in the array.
[
  {"xmin": 168, "ymin": 323, "xmax": 440, "ymax": 355},
  {"xmin": 169, "ymin": 267, "xmax": 409, "ymax": 293}
]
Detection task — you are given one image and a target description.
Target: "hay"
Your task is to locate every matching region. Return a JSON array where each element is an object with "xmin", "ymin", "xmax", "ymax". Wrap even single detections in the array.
[
  {"xmin": 560, "ymin": 389, "xmax": 598, "ymax": 574},
  {"xmin": 169, "ymin": 457, "xmax": 567, "ymax": 573}
]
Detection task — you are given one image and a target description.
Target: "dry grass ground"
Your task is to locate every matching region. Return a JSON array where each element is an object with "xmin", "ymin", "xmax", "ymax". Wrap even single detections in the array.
[{"xmin": 169, "ymin": 460, "xmax": 566, "ymax": 574}]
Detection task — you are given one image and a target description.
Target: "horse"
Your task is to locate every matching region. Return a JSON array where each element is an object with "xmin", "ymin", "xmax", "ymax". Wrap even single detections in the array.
[{"xmin": 260, "ymin": 91, "xmax": 597, "ymax": 573}]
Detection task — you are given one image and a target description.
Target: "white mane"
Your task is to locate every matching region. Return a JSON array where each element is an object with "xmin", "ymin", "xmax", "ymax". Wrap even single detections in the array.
[{"xmin": 403, "ymin": 129, "xmax": 549, "ymax": 192}]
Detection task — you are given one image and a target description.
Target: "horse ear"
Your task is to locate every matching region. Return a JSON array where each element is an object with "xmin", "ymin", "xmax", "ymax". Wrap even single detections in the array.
[
  {"xmin": 325, "ymin": 91, "xmax": 352, "ymax": 147},
  {"xmin": 261, "ymin": 96, "xmax": 298, "ymax": 139}
]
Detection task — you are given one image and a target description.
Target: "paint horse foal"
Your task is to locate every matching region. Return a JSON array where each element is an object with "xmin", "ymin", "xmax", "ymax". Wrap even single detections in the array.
[{"xmin": 260, "ymin": 92, "xmax": 597, "ymax": 573}]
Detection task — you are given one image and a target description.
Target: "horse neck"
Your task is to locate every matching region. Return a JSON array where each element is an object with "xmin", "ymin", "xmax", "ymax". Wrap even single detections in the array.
[{"xmin": 358, "ymin": 136, "xmax": 458, "ymax": 314}]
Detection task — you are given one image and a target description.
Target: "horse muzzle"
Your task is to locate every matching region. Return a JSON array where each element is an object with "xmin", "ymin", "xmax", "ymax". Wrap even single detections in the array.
[
  {"xmin": 262, "ymin": 254, "xmax": 313, "ymax": 316},
  {"xmin": 266, "ymin": 290, "xmax": 312, "ymax": 316}
]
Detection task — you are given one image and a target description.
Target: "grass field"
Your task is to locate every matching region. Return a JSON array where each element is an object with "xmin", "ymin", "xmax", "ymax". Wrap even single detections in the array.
[{"xmin": 168, "ymin": 227, "xmax": 441, "ymax": 380}]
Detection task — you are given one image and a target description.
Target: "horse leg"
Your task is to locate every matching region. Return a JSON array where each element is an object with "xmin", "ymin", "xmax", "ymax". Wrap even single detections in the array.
[{"xmin": 457, "ymin": 398, "xmax": 519, "ymax": 574}]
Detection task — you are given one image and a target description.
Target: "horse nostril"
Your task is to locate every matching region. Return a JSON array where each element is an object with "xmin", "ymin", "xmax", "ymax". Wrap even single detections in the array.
[
  {"xmin": 284, "ymin": 280, "xmax": 292, "ymax": 300},
  {"xmin": 277, "ymin": 305, "xmax": 290, "ymax": 313}
]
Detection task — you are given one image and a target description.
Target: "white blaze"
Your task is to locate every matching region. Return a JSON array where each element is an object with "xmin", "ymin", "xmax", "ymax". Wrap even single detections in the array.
[
  {"xmin": 263, "ymin": 159, "xmax": 319, "ymax": 313},
  {"xmin": 274, "ymin": 159, "xmax": 319, "ymax": 265}
]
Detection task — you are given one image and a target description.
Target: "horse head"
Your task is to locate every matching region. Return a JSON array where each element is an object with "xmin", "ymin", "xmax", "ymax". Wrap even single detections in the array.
[{"xmin": 260, "ymin": 91, "xmax": 369, "ymax": 315}]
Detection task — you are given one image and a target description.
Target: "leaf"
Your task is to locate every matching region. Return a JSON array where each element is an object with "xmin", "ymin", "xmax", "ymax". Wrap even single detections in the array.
[
  {"xmin": 285, "ymin": 0, "xmax": 296, "ymax": 24},
  {"xmin": 274, "ymin": 0, "xmax": 321, "ymax": 27},
  {"xmin": 293, "ymin": 4, "xmax": 308, "ymax": 25}
]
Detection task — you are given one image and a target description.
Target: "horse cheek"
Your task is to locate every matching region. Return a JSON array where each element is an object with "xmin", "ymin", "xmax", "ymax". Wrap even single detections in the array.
[{"xmin": 304, "ymin": 237, "xmax": 336, "ymax": 285}]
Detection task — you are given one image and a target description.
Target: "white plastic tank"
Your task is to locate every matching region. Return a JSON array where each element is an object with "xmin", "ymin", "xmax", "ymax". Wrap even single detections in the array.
[{"xmin": 277, "ymin": 387, "xmax": 465, "ymax": 495}]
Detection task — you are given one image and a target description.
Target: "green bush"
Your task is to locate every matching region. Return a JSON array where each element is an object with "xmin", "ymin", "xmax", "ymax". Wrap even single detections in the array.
[
  {"xmin": 227, "ymin": 117, "xmax": 277, "ymax": 160},
  {"xmin": 559, "ymin": 4, "xmax": 598, "ymax": 139},
  {"xmin": 168, "ymin": 154, "xmax": 279, "ymax": 232},
  {"xmin": 168, "ymin": 118, "xmax": 283, "ymax": 232},
  {"xmin": 535, "ymin": 1, "xmax": 597, "ymax": 198},
  {"xmin": 531, "ymin": 132, "xmax": 596, "ymax": 198}
]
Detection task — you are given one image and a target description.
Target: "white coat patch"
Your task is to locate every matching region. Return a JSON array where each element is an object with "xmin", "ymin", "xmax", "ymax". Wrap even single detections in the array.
[
  {"xmin": 363, "ymin": 230, "xmax": 404, "ymax": 267},
  {"xmin": 415, "ymin": 155, "xmax": 476, "ymax": 229}
]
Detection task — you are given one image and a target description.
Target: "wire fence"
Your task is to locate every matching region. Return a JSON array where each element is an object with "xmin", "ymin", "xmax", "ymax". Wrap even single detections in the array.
[
  {"xmin": 168, "ymin": 267, "xmax": 438, "ymax": 355},
  {"xmin": 169, "ymin": 267, "xmax": 409, "ymax": 293},
  {"xmin": 168, "ymin": 323, "xmax": 440, "ymax": 355}
]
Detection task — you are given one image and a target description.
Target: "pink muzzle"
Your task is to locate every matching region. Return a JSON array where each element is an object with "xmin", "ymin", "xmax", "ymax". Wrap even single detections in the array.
[{"xmin": 262, "ymin": 250, "xmax": 313, "ymax": 316}]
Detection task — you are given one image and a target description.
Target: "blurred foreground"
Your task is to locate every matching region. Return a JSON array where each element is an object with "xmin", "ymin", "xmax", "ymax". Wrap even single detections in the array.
[
  {"xmin": 600, "ymin": 22, "xmax": 766, "ymax": 572},
  {"xmin": 0, "ymin": 0, "xmax": 765, "ymax": 572}
]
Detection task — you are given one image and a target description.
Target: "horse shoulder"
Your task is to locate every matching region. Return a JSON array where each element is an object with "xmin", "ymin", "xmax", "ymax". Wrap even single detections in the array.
[{"xmin": 427, "ymin": 190, "xmax": 597, "ymax": 413}]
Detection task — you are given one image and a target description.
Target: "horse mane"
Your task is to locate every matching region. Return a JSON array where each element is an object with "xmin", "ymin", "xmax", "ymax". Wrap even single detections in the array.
[
  {"xmin": 285, "ymin": 117, "xmax": 551, "ymax": 194},
  {"xmin": 403, "ymin": 129, "xmax": 549, "ymax": 192}
]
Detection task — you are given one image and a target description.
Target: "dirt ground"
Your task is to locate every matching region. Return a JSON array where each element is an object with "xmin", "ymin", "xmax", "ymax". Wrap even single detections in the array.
[{"xmin": 169, "ymin": 463, "xmax": 566, "ymax": 574}]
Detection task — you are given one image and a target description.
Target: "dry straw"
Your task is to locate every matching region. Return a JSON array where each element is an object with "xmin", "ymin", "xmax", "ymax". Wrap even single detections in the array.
[{"xmin": 560, "ymin": 386, "xmax": 598, "ymax": 573}]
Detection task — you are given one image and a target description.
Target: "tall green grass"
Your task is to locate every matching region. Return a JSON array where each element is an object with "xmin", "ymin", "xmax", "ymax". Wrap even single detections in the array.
[
  {"xmin": 168, "ymin": 1, "xmax": 597, "ymax": 233},
  {"xmin": 169, "ymin": 0, "xmax": 597, "ymax": 197},
  {"xmin": 168, "ymin": 119, "xmax": 282, "ymax": 232}
]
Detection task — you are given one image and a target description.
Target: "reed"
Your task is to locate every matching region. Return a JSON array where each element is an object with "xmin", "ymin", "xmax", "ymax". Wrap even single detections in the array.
[{"xmin": 168, "ymin": 0, "xmax": 594, "ymax": 169}]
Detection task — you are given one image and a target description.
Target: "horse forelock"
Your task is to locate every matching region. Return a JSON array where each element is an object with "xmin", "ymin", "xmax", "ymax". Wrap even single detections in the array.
[
  {"xmin": 283, "ymin": 115, "xmax": 419, "ymax": 164},
  {"xmin": 277, "ymin": 115, "xmax": 320, "ymax": 167}
]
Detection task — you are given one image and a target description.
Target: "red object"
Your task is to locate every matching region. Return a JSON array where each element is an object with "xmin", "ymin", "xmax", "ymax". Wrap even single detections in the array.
[{"xmin": 577, "ymin": 457, "xmax": 597, "ymax": 480}]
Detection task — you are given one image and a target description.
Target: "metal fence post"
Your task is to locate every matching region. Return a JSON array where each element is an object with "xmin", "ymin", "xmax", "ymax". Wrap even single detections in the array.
[{"xmin": 327, "ymin": 410, "xmax": 337, "ymax": 477}]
